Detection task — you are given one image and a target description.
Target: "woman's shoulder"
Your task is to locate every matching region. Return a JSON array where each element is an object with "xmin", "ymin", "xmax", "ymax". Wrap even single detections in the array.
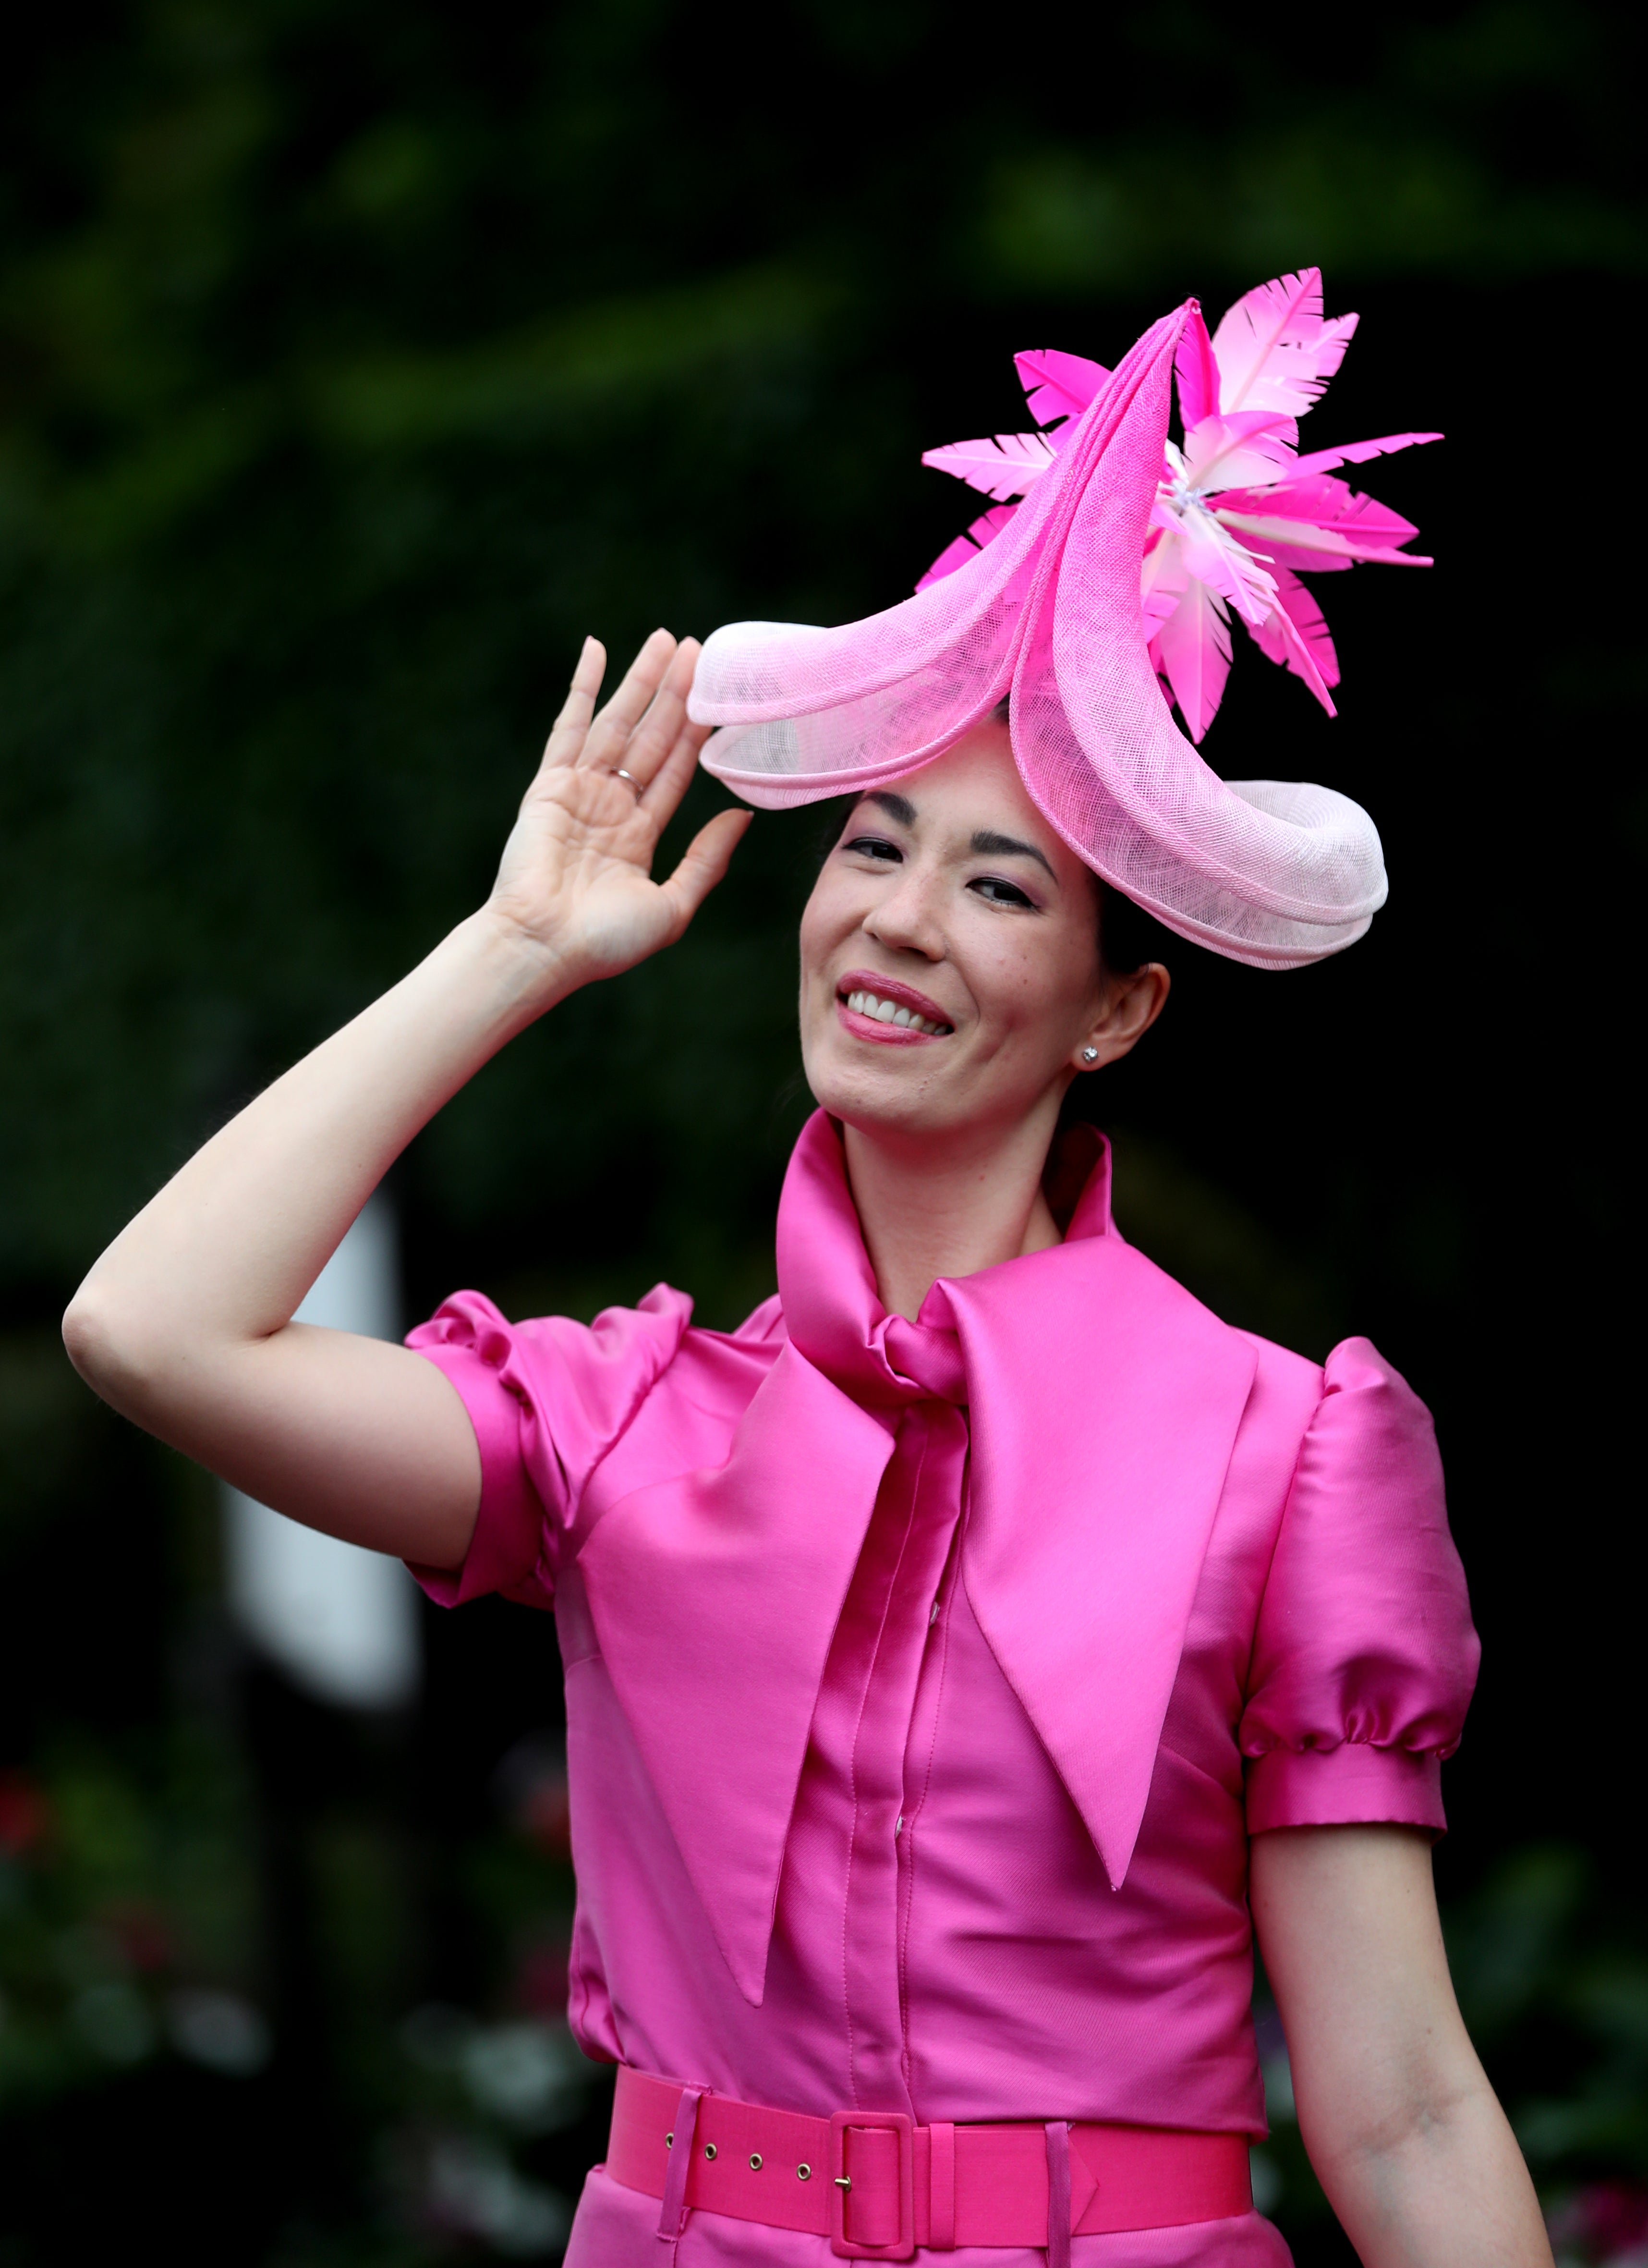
[
  {"xmin": 1229, "ymin": 1319, "xmax": 1440, "ymax": 1476},
  {"xmin": 1234, "ymin": 1324, "xmax": 1435, "ymax": 1431},
  {"xmin": 660, "ymin": 1289, "xmax": 788, "ymax": 1414}
]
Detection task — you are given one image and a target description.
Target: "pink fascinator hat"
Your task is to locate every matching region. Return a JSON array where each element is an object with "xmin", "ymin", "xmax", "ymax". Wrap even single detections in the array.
[{"xmin": 689, "ymin": 278, "xmax": 1438, "ymax": 968}]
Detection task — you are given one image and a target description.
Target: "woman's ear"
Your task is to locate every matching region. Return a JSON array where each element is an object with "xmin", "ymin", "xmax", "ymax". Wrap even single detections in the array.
[{"xmin": 1070, "ymin": 961, "xmax": 1171, "ymax": 1073}]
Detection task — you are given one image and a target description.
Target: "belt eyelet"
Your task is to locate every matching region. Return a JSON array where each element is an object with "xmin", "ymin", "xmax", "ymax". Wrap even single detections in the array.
[
  {"xmin": 703, "ymin": 2144, "xmax": 717, "ymax": 2160},
  {"xmin": 797, "ymin": 2163, "xmax": 812, "ymax": 2180}
]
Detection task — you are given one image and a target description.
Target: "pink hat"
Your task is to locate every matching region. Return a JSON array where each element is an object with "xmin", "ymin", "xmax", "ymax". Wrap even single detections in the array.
[{"xmin": 689, "ymin": 289, "xmax": 1435, "ymax": 969}]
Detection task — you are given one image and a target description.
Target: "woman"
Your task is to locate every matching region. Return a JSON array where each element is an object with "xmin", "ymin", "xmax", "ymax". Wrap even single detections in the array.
[{"xmin": 64, "ymin": 304, "xmax": 1550, "ymax": 2268}]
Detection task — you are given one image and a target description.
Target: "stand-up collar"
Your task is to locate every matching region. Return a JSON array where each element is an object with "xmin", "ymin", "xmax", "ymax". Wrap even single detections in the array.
[
  {"xmin": 776, "ymin": 1113, "xmax": 1114, "ymax": 1410},
  {"xmin": 578, "ymin": 1111, "xmax": 1256, "ymax": 2005}
]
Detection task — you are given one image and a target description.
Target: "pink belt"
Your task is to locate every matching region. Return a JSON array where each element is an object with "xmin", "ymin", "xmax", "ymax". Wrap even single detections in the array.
[{"xmin": 607, "ymin": 2066, "xmax": 1253, "ymax": 2260}]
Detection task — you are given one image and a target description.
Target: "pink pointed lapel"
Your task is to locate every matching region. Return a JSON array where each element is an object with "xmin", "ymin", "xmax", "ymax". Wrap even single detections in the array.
[
  {"xmin": 942, "ymin": 1237, "xmax": 1258, "ymax": 1889},
  {"xmin": 576, "ymin": 1342, "xmax": 897, "ymax": 2006}
]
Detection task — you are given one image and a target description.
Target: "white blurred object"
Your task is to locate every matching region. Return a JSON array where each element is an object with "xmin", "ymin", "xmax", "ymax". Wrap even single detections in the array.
[
  {"xmin": 168, "ymin": 1987, "xmax": 272, "ymax": 2075},
  {"xmin": 223, "ymin": 1196, "xmax": 421, "ymax": 1709}
]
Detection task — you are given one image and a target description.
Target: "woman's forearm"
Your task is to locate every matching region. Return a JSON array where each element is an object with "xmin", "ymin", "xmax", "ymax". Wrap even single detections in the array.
[
  {"xmin": 1253, "ymin": 1827, "xmax": 1552, "ymax": 2268},
  {"xmin": 1307, "ymin": 2074, "xmax": 1549, "ymax": 2268},
  {"xmin": 64, "ymin": 909, "xmax": 562, "ymax": 1405}
]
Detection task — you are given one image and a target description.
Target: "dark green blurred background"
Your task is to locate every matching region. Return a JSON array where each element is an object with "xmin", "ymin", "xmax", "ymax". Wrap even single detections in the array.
[{"xmin": 2, "ymin": 3, "xmax": 1645, "ymax": 2262}]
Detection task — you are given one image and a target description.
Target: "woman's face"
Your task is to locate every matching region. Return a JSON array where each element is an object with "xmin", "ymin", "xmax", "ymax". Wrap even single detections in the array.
[{"xmin": 799, "ymin": 726, "xmax": 1129, "ymax": 1148}]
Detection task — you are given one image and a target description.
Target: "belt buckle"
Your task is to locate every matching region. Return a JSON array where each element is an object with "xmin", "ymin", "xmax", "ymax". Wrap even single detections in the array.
[{"xmin": 827, "ymin": 2109, "xmax": 914, "ymax": 2260}]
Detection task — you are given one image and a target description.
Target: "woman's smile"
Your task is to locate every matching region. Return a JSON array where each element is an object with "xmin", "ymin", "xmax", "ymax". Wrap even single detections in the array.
[{"xmin": 835, "ymin": 969, "xmax": 955, "ymax": 1042}]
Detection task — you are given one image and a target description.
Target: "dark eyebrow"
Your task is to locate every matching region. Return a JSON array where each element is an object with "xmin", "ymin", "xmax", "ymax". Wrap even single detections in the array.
[
  {"xmin": 851, "ymin": 793, "xmax": 1056, "ymax": 882},
  {"xmin": 858, "ymin": 790, "xmax": 917, "ymax": 826},
  {"xmin": 969, "ymin": 828, "xmax": 1055, "ymax": 880}
]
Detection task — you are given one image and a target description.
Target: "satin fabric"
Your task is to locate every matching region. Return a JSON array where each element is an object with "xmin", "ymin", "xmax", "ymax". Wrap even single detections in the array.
[{"xmin": 409, "ymin": 1113, "xmax": 1478, "ymax": 2268}]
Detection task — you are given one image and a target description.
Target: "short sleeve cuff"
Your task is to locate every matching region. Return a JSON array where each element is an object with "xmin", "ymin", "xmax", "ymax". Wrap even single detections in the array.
[
  {"xmin": 1246, "ymin": 1742, "xmax": 1446, "ymax": 1836},
  {"xmin": 406, "ymin": 1339, "xmax": 548, "ymax": 1608}
]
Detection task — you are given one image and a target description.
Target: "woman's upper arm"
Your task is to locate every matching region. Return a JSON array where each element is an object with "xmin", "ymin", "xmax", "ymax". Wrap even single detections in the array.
[
  {"xmin": 78, "ymin": 1314, "xmax": 484, "ymax": 1569},
  {"xmin": 1251, "ymin": 1826, "xmax": 1478, "ymax": 2154}
]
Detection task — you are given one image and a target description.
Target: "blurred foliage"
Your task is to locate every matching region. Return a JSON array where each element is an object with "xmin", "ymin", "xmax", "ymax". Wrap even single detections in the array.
[
  {"xmin": 0, "ymin": 1717, "xmax": 604, "ymax": 2261},
  {"xmin": 0, "ymin": 1734, "xmax": 259, "ymax": 2106}
]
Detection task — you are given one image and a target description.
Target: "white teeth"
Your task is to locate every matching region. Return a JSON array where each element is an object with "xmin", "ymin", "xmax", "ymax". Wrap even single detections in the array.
[{"xmin": 843, "ymin": 988, "xmax": 949, "ymax": 1035}]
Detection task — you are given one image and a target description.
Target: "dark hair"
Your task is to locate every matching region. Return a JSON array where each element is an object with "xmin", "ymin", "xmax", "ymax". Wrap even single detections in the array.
[{"xmin": 1096, "ymin": 881, "xmax": 1169, "ymax": 977}]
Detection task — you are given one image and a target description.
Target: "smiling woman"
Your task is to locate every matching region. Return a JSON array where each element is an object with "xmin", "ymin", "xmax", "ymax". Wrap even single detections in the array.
[{"xmin": 63, "ymin": 295, "xmax": 1548, "ymax": 2268}]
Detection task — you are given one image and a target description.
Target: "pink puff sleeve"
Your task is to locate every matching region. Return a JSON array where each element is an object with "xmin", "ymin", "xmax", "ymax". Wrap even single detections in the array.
[
  {"xmin": 404, "ymin": 1284, "xmax": 695, "ymax": 1610},
  {"xmin": 1240, "ymin": 1337, "xmax": 1480, "ymax": 1836}
]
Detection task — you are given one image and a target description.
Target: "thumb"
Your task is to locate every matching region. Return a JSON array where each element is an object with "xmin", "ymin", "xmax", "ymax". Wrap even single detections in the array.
[{"xmin": 658, "ymin": 807, "xmax": 752, "ymax": 938}]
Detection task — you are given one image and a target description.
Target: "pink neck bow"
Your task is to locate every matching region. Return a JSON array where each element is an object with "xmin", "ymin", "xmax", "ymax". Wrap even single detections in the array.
[{"xmin": 689, "ymin": 278, "xmax": 1440, "ymax": 969}]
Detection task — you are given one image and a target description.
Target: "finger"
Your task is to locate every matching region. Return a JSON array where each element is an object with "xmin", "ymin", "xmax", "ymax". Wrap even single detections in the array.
[
  {"xmin": 615, "ymin": 638, "xmax": 703, "ymax": 791},
  {"xmin": 539, "ymin": 638, "xmax": 607, "ymax": 772},
  {"xmin": 657, "ymin": 806, "xmax": 751, "ymax": 939},
  {"xmin": 580, "ymin": 629, "xmax": 678, "ymax": 768},
  {"xmin": 637, "ymin": 713, "xmax": 713, "ymax": 827},
  {"xmin": 583, "ymin": 633, "xmax": 681, "ymax": 780}
]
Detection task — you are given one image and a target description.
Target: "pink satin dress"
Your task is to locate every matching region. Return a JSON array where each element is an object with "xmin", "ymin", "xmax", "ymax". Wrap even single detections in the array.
[{"xmin": 409, "ymin": 1114, "xmax": 1478, "ymax": 2268}]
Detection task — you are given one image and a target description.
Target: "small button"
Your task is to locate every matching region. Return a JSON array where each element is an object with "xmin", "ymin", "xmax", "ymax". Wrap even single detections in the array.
[
  {"xmin": 895, "ymin": 1814, "xmax": 904, "ymax": 1837},
  {"xmin": 930, "ymin": 1599, "xmax": 940, "ymax": 1624}
]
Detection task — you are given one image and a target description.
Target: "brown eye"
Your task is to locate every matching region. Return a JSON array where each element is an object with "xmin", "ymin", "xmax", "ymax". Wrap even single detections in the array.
[
  {"xmin": 969, "ymin": 876, "xmax": 1035, "ymax": 908},
  {"xmin": 843, "ymin": 834, "xmax": 901, "ymax": 862}
]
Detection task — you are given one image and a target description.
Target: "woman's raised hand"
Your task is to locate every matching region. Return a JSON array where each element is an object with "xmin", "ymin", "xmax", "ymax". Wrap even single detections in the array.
[
  {"xmin": 61, "ymin": 628, "xmax": 751, "ymax": 1568},
  {"xmin": 485, "ymin": 630, "xmax": 751, "ymax": 1000}
]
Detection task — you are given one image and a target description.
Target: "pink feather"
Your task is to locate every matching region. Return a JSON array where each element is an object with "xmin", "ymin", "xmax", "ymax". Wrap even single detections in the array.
[
  {"xmin": 1215, "ymin": 476, "xmax": 1427, "ymax": 570},
  {"xmin": 921, "ymin": 430, "xmax": 1059, "ymax": 501},
  {"xmin": 1153, "ymin": 576, "xmax": 1232, "ymax": 744},
  {"xmin": 1014, "ymin": 348, "xmax": 1110, "ymax": 429},
  {"xmin": 1248, "ymin": 568, "xmax": 1339, "ymax": 713},
  {"xmin": 1180, "ymin": 412, "xmax": 1299, "ymax": 496},
  {"xmin": 1215, "ymin": 473, "xmax": 1417, "ymax": 535},
  {"xmin": 1176, "ymin": 502, "xmax": 1277, "ymax": 628},
  {"xmin": 911, "ymin": 272, "xmax": 1434, "ymax": 736},
  {"xmin": 915, "ymin": 502, "xmax": 1018, "ymax": 592},
  {"xmin": 1140, "ymin": 526, "xmax": 1189, "ymax": 638},
  {"xmin": 1173, "ymin": 306, "xmax": 1220, "ymax": 432},
  {"xmin": 1285, "ymin": 430, "xmax": 1442, "ymax": 479},
  {"xmin": 1211, "ymin": 268, "xmax": 1358, "ymax": 420}
]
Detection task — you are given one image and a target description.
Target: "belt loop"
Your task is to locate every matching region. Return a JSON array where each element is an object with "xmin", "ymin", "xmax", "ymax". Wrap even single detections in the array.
[
  {"xmin": 928, "ymin": 2122, "xmax": 956, "ymax": 2250},
  {"xmin": 658, "ymin": 2086, "xmax": 704, "ymax": 2249},
  {"xmin": 1044, "ymin": 2122, "xmax": 1071, "ymax": 2268}
]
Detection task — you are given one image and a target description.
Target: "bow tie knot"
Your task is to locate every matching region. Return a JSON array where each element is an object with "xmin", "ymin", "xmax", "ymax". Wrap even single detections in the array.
[{"xmin": 880, "ymin": 1305, "xmax": 968, "ymax": 1405}]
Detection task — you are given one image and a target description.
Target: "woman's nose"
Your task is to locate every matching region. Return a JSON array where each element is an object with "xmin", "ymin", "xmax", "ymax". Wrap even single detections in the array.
[{"xmin": 863, "ymin": 866, "xmax": 944, "ymax": 957}]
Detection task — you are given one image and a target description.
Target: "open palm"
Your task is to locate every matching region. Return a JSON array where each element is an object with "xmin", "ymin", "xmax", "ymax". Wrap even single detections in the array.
[{"xmin": 487, "ymin": 631, "xmax": 750, "ymax": 992}]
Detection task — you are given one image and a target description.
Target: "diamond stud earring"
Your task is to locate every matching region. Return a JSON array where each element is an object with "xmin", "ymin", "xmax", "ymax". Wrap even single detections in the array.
[{"xmin": 1081, "ymin": 1046, "xmax": 1100, "ymax": 1063}]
